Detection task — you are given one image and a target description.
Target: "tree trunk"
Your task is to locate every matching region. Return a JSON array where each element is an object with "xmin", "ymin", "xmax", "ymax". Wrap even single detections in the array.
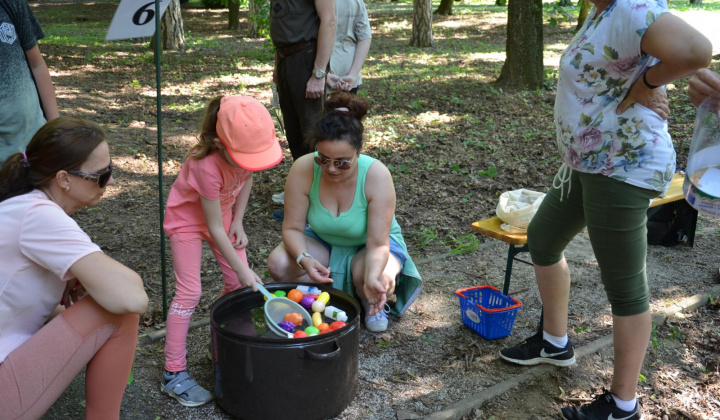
[
  {"xmin": 557, "ymin": 0, "xmax": 572, "ymax": 6},
  {"xmin": 410, "ymin": 0, "xmax": 433, "ymax": 47},
  {"xmin": 496, "ymin": 0, "xmax": 543, "ymax": 90},
  {"xmin": 228, "ymin": 0, "xmax": 240, "ymax": 30},
  {"xmin": 150, "ymin": 0, "xmax": 185, "ymax": 51},
  {"xmin": 495, "ymin": 0, "xmax": 506, "ymax": 6},
  {"xmin": 689, "ymin": 0, "xmax": 703, "ymax": 5},
  {"xmin": 247, "ymin": 0, "xmax": 259, "ymax": 37},
  {"xmin": 577, "ymin": 0, "xmax": 591, "ymax": 31},
  {"xmin": 435, "ymin": 0, "xmax": 453, "ymax": 16}
]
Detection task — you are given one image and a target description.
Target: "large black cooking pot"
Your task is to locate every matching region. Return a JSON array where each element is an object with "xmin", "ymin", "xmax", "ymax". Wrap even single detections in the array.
[{"xmin": 210, "ymin": 283, "xmax": 360, "ymax": 420}]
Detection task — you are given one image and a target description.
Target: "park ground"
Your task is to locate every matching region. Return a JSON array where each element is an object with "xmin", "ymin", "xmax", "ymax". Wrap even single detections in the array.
[{"xmin": 30, "ymin": 1, "xmax": 720, "ymax": 419}]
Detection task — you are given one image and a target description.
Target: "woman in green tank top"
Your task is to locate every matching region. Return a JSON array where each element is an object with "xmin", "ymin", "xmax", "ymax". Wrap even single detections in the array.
[{"xmin": 267, "ymin": 93, "xmax": 421, "ymax": 332}]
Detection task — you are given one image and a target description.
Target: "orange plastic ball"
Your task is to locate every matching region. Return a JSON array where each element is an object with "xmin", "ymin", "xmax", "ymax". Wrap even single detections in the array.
[
  {"xmin": 317, "ymin": 322, "xmax": 330, "ymax": 331},
  {"xmin": 287, "ymin": 289, "xmax": 303, "ymax": 303},
  {"xmin": 293, "ymin": 331, "xmax": 308, "ymax": 338}
]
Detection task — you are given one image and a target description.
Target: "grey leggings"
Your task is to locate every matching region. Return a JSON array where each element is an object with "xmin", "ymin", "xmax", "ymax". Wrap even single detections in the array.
[{"xmin": 528, "ymin": 169, "xmax": 659, "ymax": 316}]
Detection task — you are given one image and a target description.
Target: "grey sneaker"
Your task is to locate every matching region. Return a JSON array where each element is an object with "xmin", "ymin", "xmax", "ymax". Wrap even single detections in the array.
[
  {"xmin": 364, "ymin": 302, "xmax": 390, "ymax": 332},
  {"xmin": 160, "ymin": 371, "xmax": 213, "ymax": 407},
  {"xmin": 272, "ymin": 191, "xmax": 285, "ymax": 204}
]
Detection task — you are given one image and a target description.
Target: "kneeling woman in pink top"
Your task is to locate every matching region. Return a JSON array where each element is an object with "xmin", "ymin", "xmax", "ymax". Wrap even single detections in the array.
[{"xmin": 0, "ymin": 117, "xmax": 149, "ymax": 420}]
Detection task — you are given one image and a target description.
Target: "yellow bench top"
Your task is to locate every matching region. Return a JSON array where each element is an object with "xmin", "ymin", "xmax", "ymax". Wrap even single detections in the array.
[{"xmin": 471, "ymin": 173, "xmax": 686, "ymax": 246}]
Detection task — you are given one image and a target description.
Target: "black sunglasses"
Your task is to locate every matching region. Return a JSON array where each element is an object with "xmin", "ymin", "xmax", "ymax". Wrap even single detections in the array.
[
  {"xmin": 313, "ymin": 155, "xmax": 355, "ymax": 170},
  {"xmin": 67, "ymin": 161, "xmax": 113, "ymax": 188}
]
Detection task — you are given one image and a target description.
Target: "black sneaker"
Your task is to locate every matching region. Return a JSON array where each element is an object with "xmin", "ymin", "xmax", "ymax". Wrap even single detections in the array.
[
  {"xmin": 499, "ymin": 331, "xmax": 576, "ymax": 366},
  {"xmin": 561, "ymin": 388, "xmax": 641, "ymax": 420}
]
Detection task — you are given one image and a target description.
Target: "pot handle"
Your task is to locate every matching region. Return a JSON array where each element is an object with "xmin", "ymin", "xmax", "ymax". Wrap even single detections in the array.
[{"xmin": 303, "ymin": 339, "xmax": 341, "ymax": 361}]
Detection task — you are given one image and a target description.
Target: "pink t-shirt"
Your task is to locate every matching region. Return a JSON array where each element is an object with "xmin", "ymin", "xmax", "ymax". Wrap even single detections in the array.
[
  {"xmin": 0, "ymin": 190, "xmax": 102, "ymax": 362},
  {"xmin": 164, "ymin": 151, "xmax": 252, "ymax": 236}
]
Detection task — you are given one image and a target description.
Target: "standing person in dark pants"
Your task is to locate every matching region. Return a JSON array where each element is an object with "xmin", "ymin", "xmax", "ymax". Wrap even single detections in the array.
[{"xmin": 270, "ymin": 0, "xmax": 336, "ymax": 216}]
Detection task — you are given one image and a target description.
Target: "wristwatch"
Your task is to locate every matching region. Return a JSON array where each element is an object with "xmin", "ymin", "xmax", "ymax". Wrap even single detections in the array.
[
  {"xmin": 313, "ymin": 68, "xmax": 326, "ymax": 79},
  {"xmin": 296, "ymin": 252, "xmax": 313, "ymax": 268}
]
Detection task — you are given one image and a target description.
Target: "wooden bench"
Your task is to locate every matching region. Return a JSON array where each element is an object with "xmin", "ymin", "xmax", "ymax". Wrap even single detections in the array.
[{"xmin": 471, "ymin": 173, "xmax": 697, "ymax": 296}]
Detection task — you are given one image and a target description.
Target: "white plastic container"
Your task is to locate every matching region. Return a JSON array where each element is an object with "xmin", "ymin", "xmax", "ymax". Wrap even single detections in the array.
[
  {"xmin": 324, "ymin": 306, "xmax": 348, "ymax": 322},
  {"xmin": 684, "ymin": 95, "xmax": 720, "ymax": 218}
]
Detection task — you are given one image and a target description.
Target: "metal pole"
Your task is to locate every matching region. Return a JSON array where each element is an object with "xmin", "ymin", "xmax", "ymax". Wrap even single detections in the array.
[{"xmin": 154, "ymin": 0, "xmax": 168, "ymax": 320}]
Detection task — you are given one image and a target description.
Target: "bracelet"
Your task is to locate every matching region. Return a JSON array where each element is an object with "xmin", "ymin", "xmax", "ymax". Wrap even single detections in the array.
[
  {"xmin": 642, "ymin": 67, "xmax": 660, "ymax": 90},
  {"xmin": 296, "ymin": 252, "xmax": 313, "ymax": 268}
]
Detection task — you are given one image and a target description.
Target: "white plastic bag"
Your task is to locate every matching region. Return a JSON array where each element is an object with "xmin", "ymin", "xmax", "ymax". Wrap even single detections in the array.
[{"xmin": 495, "ymin": 189, "xmax": 546, "ymax": 233}]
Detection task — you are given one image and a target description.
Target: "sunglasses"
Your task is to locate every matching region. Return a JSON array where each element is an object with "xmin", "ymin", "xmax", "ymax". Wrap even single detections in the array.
[
  {"xmin": 67, "ymin": 161, "xmax": 113, "ymax": 188},
  {"xmin": 314, "ymin": 155, "xmax": 355, "ymax": 170}
]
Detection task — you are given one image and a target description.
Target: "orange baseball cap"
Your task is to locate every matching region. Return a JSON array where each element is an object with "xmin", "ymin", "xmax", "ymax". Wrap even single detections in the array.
[{"xmin": 216, "ymin": 96, "xmax": 283, "ymax": 171}]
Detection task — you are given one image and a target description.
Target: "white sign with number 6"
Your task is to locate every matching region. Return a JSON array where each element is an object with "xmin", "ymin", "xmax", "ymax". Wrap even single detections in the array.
[{"xmin": 106, "ymin": 0, "xmax": 171, "ymax": 41}]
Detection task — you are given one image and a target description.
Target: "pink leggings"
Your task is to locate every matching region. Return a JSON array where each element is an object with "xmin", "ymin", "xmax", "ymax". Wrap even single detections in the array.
[
  {"xmin": 0, "ymin": 296, "xmax": 140, "ymax": 420},
  {"xmin": 165, "ymin": 232, "xmax": 247, "ymax": 372}
]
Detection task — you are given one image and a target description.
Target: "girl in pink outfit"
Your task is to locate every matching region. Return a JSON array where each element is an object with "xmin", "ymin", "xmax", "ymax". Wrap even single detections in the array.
[
  {"xmin": 161, "ymin": 95, "xmax": 282, "ymax": 407},
  {"xmin": 0, "ymin": 117, "xmax": 149, "ymax": 420}
]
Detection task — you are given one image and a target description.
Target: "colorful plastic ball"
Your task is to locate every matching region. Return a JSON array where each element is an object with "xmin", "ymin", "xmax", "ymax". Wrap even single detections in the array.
[
  {"xmin": 329, "ymin": 321, "xmax": 346, "ymax": 330},
  {"xmin": 287, "ymin": 289, "xmax": 303, "ymax": 303},
  {"xmin": 304, "ymin": 326, "xmax": 320, "ymax": 336},
  {"xmin": 278, "ymin": 320, "xmax": 296, "ymax": 333},
  {"xmin": 320, "ymin": 327, "xmax": 333, "ymax": 334},
  {"xmin": 311, "ymin": 300, "xmax": 326, "ymax": 313},
  {"xmin": 273, "ymin": 290, "xmax": 287, "ymax": 298},
  {"xmin": 293, "ymin": 331, "xmax": 308, "ymax": 338},
  {"xmin": 317, "ymin": 322, "xmax": 330, "ymax": 332},
  {"xmin": 300, "ymin": 295, "xmax": 317, "ymax": 309}
]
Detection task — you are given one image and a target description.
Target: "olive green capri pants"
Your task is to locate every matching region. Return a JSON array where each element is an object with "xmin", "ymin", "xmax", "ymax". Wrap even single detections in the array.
[{"xmin": 527, "ymin": 169, "xmax": 660, "ymax": 316}]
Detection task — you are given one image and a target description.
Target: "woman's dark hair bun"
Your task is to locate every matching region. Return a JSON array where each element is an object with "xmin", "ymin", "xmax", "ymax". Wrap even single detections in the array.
[{"xmin": 325, "ymin": 92, "xmax": 369, "ymax": 120}]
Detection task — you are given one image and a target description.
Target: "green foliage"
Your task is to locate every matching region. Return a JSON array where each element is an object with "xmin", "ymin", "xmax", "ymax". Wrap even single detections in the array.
[
  {"xmin": 447, "ymin": 233, "xmax": 482, "ymax": 255},
  {"xmin": 478, "ymin": 165, "xmax": 498, "ymax": 178},
  {"xmin": 414, "ymin": 226, "xmax": 440, "ymax": 250}
]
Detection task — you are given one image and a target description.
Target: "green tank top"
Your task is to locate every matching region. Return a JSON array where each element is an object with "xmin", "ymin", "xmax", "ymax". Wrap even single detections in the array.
[
  {"xmin": 306, "ymin": 153, "xmax": 422, "ymax": 318},
  {"xmin": 307, "ymin": 154, "xmax": 402, "ymax": 246}
]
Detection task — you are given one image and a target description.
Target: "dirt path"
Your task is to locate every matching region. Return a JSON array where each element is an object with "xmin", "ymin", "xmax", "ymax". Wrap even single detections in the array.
[{"xmin": 43, "ymin": 214, "xmax": 720, "ymax": 420}]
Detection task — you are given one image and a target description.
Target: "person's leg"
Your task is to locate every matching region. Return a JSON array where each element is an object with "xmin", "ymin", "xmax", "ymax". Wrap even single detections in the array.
[
  {"xmin": 165, "ymin": 233, "xmax": 204, "ymax": 373},
  {"xmin": 277, "ymin": 45, "xmax": 322, "ymax": 160},
  {"xmin": 610, "ymin": 311, "xmax": 651, "ymax": 400},
  {"xmin": 581, "ymin": 173, "xmax": 658, "ymax": 401},
  {"xmin": 268, "ymin": 227, "xmax": 331, "ymax": 282},
  {"xmin": 529, "ymin": 169, "xmax": 587, "ymax": 337},
  {"xmin": 500, "ymin": 168, "xmax": 586, "ymax": 366},
  {"xmin": 0, "ymin": 296, "xmax": 138, "ymax": 420}
]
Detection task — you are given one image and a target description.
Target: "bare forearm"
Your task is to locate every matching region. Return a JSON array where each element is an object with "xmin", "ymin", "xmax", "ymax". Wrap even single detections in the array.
[
  {"xmin": 346, "ymin": 38, "xmax": 371, "ymax": 79},
  {"xmin": 208, "ymin": 225, "xmax": 248, "ymax": 271},
  {"xmin": 364, "ymin": 244, "xmax": 389, "ymax": 284},
  {"xmin": 27, "ymin": 49, "xmax": 59, "ymax": 120},
  {"xmin": 282, "ymin": 227, "xmax": 311, "ymax": 261}
]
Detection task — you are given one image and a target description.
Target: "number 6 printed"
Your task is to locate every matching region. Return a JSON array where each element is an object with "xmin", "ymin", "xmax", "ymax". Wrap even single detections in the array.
[{"xmin": 106, "ymin": 0, "xmax": 171, "ymax": 41}]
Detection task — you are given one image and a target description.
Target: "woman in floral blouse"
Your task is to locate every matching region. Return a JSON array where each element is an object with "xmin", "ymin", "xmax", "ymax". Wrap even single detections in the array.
[{"xmin": 499, "ymin": 1, "xmax": 711, "ymax": 419}]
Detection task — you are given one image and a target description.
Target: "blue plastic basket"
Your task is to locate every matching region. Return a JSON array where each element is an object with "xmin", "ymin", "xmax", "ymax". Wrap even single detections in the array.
[{"xmin": 455, "ymin": 285, "xmax": 522, "ymax": 340}]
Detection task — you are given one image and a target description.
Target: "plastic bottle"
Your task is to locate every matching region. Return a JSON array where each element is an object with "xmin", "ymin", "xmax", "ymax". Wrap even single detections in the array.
[
  {"xmin": 684, "ymin": 95, "xmax": 720, "ymax": 217},
  {"xmin": 324, "ymin": 306, "xmax": 348, "ymax": 322}
]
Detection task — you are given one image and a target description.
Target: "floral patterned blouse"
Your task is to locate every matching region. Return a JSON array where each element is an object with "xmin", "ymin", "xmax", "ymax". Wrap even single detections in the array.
[{"xmin": 555, "ymin": 0, "xmax": 674, "ymax": 192}]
